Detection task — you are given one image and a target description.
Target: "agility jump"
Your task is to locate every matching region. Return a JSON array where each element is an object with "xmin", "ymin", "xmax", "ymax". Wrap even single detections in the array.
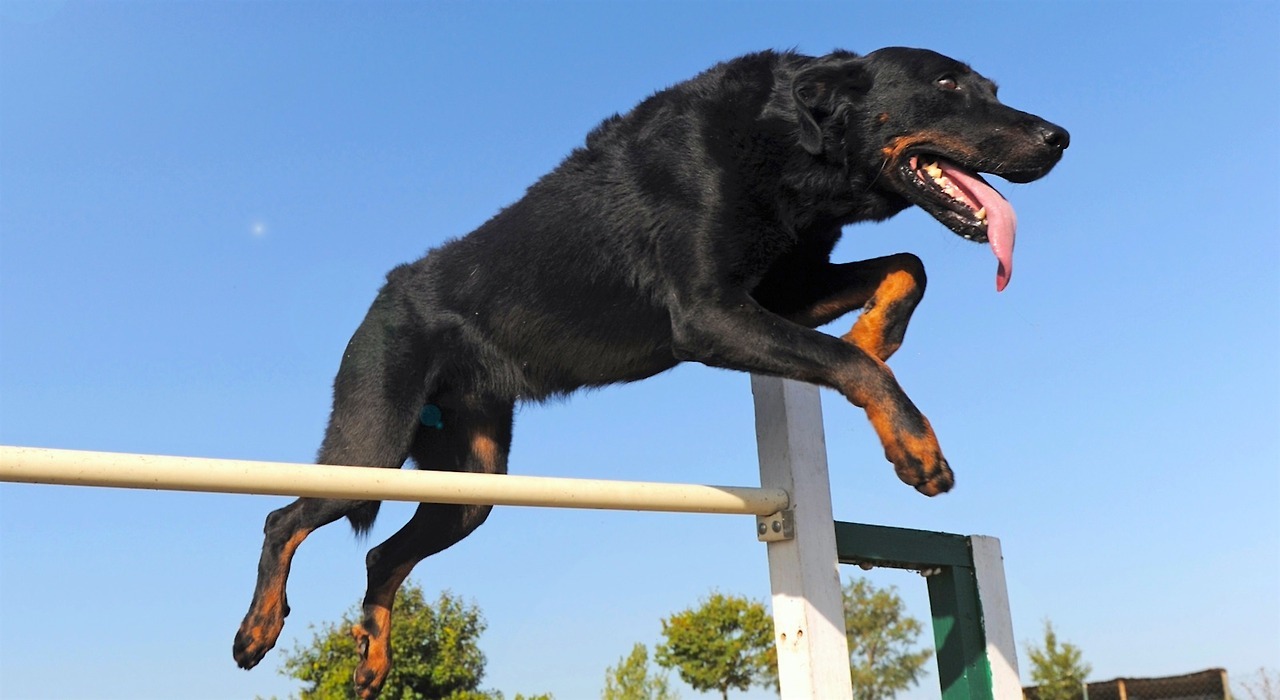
[{"xmin": 0, "ymin": 377, "xmax": 1020, "ymax": 700}]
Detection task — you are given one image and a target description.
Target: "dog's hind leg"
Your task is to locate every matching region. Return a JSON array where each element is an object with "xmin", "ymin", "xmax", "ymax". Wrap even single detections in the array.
[
  {"xmin": 233, "ymin": 495, "xmax": 371, "ymax": 670},
  {"xmin": 233, "ymin": 293, "xmax": 434, "ymax": 671},
  {"xmin": 349, "ymin": 398, "xmax": 513, "ymax": 700}
]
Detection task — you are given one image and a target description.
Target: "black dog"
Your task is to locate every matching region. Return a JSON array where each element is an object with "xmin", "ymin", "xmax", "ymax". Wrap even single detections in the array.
[{"xmin": 235, "ymin": 47, "xmax": 1067, "ymax": 698}]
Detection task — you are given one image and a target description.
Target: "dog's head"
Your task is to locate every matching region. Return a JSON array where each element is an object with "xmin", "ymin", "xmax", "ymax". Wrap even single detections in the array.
[{"xmin": 792, "ymin": 47, "xmax": 1069, "ymax": 290}]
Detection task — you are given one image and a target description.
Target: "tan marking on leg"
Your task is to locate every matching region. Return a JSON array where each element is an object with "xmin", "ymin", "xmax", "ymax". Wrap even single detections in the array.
[
  {"xmin": 469, "ymin": 430, "xmax": 500, "ymax": 472},
  {"xmin": 257, "ymin": 530, "xmax": 307, "ymax": 618},
  {"xmin": 864, "ymin": 403, "xmax": 953, "ymax": 496},
  {"xmin": 842, "ymin": 356, "xmax": 952, "ymax": 497},
  {"xmin": 843, "ymin": 269, "xmax": 919, "ymax": 360},
  {"xmin": 805, "ymin": 288, "xmax": 874, "ymax": 326},
  {"xmin": 352, "ymin": 559, "xmax": 417, "ymax": 698},
  {"xmin": 234, "ymin": 529, "xmax": 311, "ymax": 668},
  {"xmin": 352, "ymin": 605, "xmax": 394, "ymax": 699}
]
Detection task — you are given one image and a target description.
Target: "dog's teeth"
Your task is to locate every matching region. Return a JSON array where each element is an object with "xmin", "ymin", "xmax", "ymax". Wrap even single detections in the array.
[
  {"xmin": 924, "ymin": 163, "xmax": 943, "ymax": 179},
  {"xmin": 975, "ymin": 207, "xmax": 987, "ymax": 221}
]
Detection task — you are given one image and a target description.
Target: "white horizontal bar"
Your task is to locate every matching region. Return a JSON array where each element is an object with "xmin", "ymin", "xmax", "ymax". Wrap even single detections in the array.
[{"xmin": 0, "ymin": 446, "xmax": 789, "ymax": 516}]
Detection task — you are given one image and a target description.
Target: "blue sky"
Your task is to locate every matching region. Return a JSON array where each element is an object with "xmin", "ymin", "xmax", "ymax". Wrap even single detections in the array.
[{"xmin": 1, "ymin": 2, "xmax": 1277, "ymax": 699}]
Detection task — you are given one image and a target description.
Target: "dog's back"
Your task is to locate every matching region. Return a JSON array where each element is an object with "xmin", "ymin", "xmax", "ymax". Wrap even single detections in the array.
[{"xmin": 385, "ymin": 50, "xmax": 809, "ymax": 399}]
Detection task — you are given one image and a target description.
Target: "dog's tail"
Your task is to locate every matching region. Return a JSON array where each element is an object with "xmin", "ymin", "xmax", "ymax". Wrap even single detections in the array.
[
  {"xmin": 347, "ymin": 501, "xmax": 381, "ymax": 535},
  {"xmin": 338, "ymin": 380, "xmax": 441, "ymax": 536},
  {"xmin": 339, "ymin": 390, "xmax": 438, "ymax": 536}
]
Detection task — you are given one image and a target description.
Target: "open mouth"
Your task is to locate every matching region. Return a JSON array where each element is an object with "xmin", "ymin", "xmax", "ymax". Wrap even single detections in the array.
[{"xmin": 899, "ymin": 155, "xmax": 1019, "ymax": 292}]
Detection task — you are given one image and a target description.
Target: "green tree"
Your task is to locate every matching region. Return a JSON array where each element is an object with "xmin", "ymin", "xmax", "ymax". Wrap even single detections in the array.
[
  {"xmin": 842, "ymin": 576, "xmax": 933, "ymax": 700},
  {"xmin": 602, "ymin": 643, "xmax": 678, "ymax": 700},
  {"xmin": 654, "ymin": 593, "xmax": 776, "ymax": 700},
  {"xmin": 279, "ymin": 581, "xmax": 549, "ymax": 700},
  {"xmin": 1025, "ymin": 620, "xmax": 1091, "ymax": 700}
]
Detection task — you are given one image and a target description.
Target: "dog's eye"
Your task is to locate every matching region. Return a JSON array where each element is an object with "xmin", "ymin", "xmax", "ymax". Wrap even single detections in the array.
[{"xmin": 936, "ymin": 76, "xmax": 959, "ymax": 91}]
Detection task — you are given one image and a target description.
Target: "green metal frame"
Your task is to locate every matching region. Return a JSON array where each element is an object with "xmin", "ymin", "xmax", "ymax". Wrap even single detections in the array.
[{"xmin": 834, "ymin": 522, "xmax": 997, "ymax": 700}]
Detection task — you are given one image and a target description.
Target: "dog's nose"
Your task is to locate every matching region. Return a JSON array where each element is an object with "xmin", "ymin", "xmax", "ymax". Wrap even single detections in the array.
[{"xmin": 1039, "ymin": 123, "xmax": 1070, "ymax": 151}]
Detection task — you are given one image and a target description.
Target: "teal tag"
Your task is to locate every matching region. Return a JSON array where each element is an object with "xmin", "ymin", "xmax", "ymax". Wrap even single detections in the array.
[{"xmin": 419, "ymin": 404, "xmax": 444, "ymax": 429}]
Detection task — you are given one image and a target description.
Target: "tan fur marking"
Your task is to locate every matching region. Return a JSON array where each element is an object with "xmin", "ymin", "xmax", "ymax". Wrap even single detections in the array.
[
  {"xmin": 235, "ymin": 529, "xmax": 312, "ymax": 663},
  {"xmin": 864, "ymin": 405, "xmax": 943, "ymax": 484},
  {"xmin": 470, "ymin": 431, "xmax": 500, "ymax": 472},
  {"xmin": 807, "ymin": 288, "xmax": 874, "ymax": 325},
  {"xmin": 352, "ymin": 605, "xmax": 394, "ymax": 699},
  {"xmin": 882, "ymin": 132, "xmax": 981, "ymax": 166},
  {"xmin": 844, "ymin": 269, "xmax": 918, "ymax": 360},
  {"xmin": 254, "ymin": 529, "xmax": 308, "ymax": 622}
]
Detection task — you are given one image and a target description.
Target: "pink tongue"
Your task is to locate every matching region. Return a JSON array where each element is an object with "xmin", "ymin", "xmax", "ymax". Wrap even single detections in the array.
[{"xmin": 938, "ymin": 162, "xmax": 1018, "ymax": 291}]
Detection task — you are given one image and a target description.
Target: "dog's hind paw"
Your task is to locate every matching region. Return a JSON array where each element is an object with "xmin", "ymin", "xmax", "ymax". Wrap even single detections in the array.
[
  {"xmin": 351, "ymin": 622, "xmax": 392, "ymax": 699},
  {"xmin": 232, "ymin": 608, "xmax": 286, "ymax": 670}
]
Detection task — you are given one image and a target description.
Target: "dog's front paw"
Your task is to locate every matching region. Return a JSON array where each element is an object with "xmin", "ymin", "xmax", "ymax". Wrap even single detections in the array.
[
  {"xmin": 886, "ymin": 443, "xmax": 954, "ymax": 496},
  {"xmin": 867, "ymin": 406, "xmax": 954, "ymax": 496}
]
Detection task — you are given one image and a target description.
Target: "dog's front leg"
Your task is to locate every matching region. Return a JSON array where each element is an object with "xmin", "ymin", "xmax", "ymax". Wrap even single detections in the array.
[
  {"xmin": 781, "ymin": 253, "xmax": 927, "ymax": 362},
  {"xmin": 670, "ymin": 293, "xmax": 953, "ymax": 495}
]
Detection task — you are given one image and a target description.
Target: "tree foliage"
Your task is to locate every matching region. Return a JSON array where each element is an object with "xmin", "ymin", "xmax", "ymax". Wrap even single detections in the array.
[
  {"xmin": 602, "ymin": 643, "xmax": 678, "ymax": 700},
  {"xmin": 1025, "ymin": 620, "xmax": 1091, "ymax": 700},
  {"xmin": 842, "ymin": 577, "xmax": 933, "ymax": 700},
  {"xmin": 278, "ymin": 581, "xmax": 548, "ymax": 700},
  {"xmin": 654, "ymin": 593, "xmax": 776, "ymax": 700}
]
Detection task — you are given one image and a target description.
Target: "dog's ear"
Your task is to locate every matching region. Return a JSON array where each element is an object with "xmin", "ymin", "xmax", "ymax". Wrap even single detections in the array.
[{"xmin": 792, "ymin": 59, "xmax": 872, "ymax": 155}]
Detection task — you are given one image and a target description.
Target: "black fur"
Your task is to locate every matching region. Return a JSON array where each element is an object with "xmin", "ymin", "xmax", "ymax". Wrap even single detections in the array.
[{"xmin": 234, "ymin": 47, "xmax": 1067, "ymax": 699}]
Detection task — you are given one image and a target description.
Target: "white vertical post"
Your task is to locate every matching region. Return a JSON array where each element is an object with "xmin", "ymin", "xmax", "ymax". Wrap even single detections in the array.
[
  {"xmin": 751, "ymin": 375, "xmax": 853, "ymax": 699},
  {"xmin": 971, "ymin": 535, "xmax": 1021, "ymax": 700}
]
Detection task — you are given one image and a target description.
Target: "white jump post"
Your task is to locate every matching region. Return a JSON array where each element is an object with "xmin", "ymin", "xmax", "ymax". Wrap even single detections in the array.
[
  {"xmin": 971, "ymin": 536, "xmax": 1021, "ymax": 700},
  {"xmin": 751, "ymin": 375, "xmax": 854, "ymax": 699}
]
